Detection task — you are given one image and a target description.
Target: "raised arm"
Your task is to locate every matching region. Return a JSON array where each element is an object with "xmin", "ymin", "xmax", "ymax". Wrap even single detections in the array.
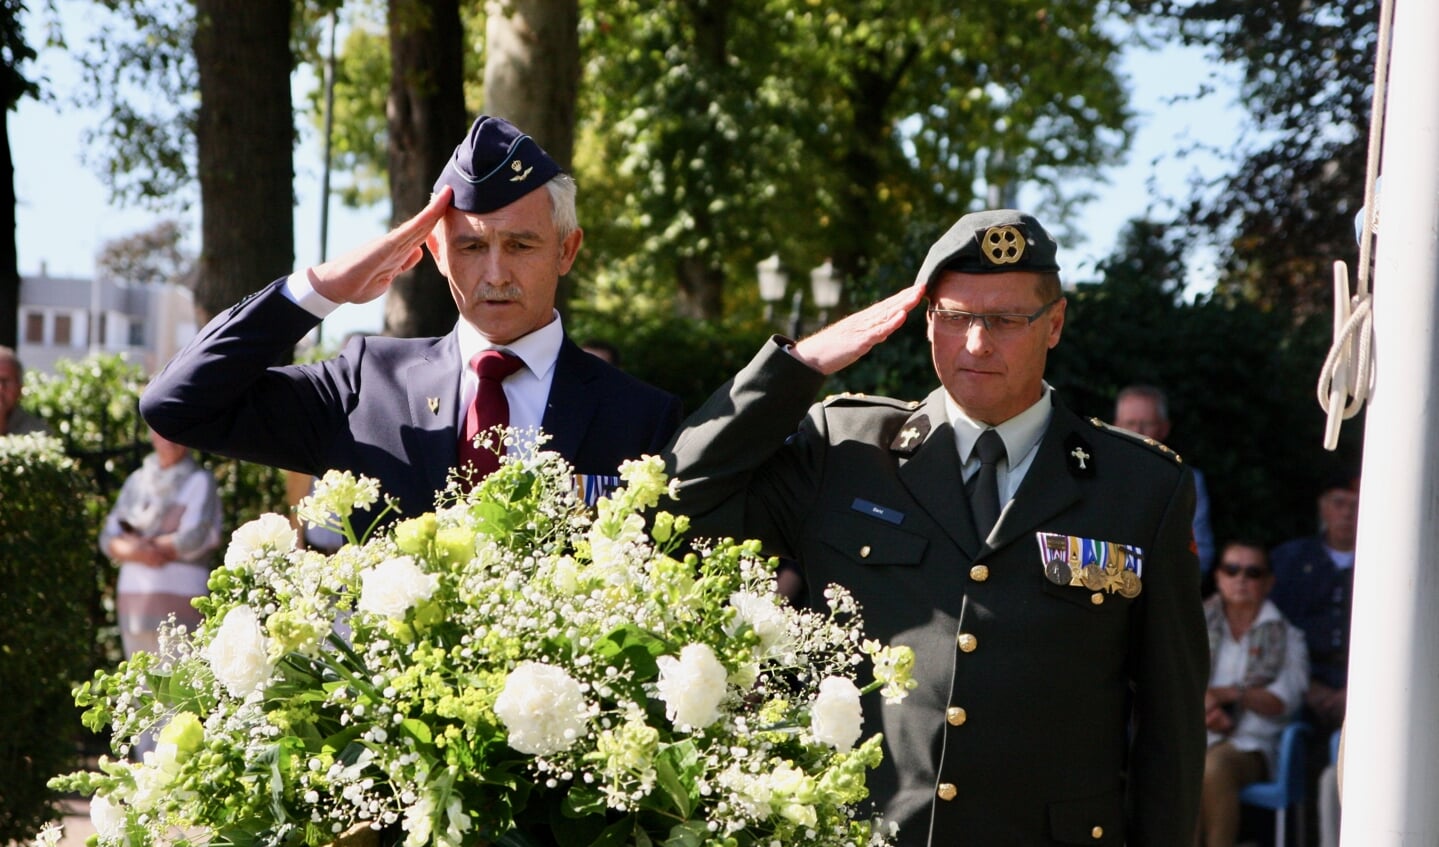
[
  {"xmin": 306, "ymin": 186, "xmax": 453, "ymax": 305},
  {"xmin": 789, "ymin": 281, "xmax": 927, "ymax": 374}
]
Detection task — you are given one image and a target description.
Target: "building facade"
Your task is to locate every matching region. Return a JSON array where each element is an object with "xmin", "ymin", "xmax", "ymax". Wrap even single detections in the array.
[{"xmin": 18, "ymin": 264, "xmax": 196, "ymax": 375}]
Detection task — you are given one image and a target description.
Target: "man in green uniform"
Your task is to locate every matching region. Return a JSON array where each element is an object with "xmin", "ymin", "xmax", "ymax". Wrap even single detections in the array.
[{"xmin": 663, "ymin": 211, "xmax": 1206, "ymax": 846}]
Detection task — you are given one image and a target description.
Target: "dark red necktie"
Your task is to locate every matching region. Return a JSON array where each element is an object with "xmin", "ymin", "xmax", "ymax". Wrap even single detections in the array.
[{"xmin": 458, "ymin": 350, "xmax": 524, "ymax": 482}]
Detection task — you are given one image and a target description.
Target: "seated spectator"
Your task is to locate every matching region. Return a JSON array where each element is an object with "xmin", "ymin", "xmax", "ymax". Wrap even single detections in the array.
[
  {"xmin": 1268, "ymin": 471, "xmax": 1358, "ymax": 733},
  {"xmin": 1197, "ymin": 540, "xmax": 1309, "ymax": 847},
  {"xmin": 0, "ymin": 345, "xmax": 49, "ymax": 436},
  {"xmin": 101, "ymin": 428, "xmax": 224, "ymax": 661}
]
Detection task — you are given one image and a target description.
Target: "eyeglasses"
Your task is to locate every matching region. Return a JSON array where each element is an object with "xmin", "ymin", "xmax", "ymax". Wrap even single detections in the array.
[
  {"xmin": 1218, "ymin": 563, "xmax": 1270, "ymax": 580},
  {"xmin": 928, "ymin": 298, "xmax": 1061, "ymax": 337}
]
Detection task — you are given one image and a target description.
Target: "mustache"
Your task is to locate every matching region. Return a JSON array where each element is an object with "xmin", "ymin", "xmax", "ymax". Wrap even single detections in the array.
[{"xmin": 474, "ymin": 284, "xmax": 522, "ymax": 302}]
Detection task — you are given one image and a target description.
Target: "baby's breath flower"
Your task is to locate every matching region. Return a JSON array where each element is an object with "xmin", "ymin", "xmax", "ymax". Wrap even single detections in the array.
[{"xmin": 51, "ymin": 432, "xmax": 902, "ymax": 847}]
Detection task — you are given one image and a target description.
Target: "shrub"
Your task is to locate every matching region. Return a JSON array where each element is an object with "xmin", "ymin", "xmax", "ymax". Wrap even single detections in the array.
[{"xmin": 0, "ymin": 436, "xmax": 97, "ymax": 841}]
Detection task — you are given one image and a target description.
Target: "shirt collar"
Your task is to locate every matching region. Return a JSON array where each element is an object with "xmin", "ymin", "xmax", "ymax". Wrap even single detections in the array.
[
  {"xmin": 456, "ymin": 311, "xmax": 564, "ymax": 380},
  {"xmin": 946, "ymin": 383, "xmax": 1054, "ymax": 464}
]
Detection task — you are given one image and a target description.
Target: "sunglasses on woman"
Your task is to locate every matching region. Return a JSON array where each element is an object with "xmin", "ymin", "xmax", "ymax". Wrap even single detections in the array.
[{"xmin": 1218, "ymin": 562, "xmax": 1269, "ymax": 580}]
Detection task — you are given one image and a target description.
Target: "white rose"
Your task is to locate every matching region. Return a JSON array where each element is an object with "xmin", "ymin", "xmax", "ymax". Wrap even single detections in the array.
[
  {"xmin": 206, "ymin": 605, "xmax": 275, "ymax": 697},
  {"xmin": 494, "ymin": 661, "xmax": 589, "ymax": 755},
  {"xmin": 656, "ymin": 643, "xmax": 728, "ymax": 731},
  {"xmin": 810, "ymin": 676, "xmax": 863, "ymax": 751},
  {"xmin": 358, "ymin": 556, "xmax": 439, "ymax": 619},
  {"xmin": 224, "ymin": 513, "xmax": 297, "ymax": 570},
  {"xmin": 89, "ymin": 793, "xmax": 127, "ymax": 841}
]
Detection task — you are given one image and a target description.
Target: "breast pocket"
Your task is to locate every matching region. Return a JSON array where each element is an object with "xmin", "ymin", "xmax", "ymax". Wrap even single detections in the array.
[{"xmin": 813, "ymin": 509, "xmax": 928, "ymax": 566}]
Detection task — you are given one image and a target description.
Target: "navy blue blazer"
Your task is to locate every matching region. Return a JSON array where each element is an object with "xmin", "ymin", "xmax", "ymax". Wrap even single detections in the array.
[{"xmin": 141, "ymin": 279, "xmax": 683, "ymax": 521}]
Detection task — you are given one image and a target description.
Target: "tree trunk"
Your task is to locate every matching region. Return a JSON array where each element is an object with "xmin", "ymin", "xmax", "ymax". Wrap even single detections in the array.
[
  {"xmin": 483, "ymin": 0, "xmax": 578, "ymax": 169},
  {"xmin": 675, "ymin": 256, "xmax": 723, "ymax": 320},
  {"xmin": 383, "ymin": 0, "xmax": 467, "ymax": 339},
  {"xmin": 0, "ymin": 94, "xmax": 18, "ymax": 348},
  {"xmin": 192, "ymin": 0, "xmax": 295, "ymax": 324},
  {"xmin": 483, "ymin": 0, "xmax": 579, "ymax": 311}
]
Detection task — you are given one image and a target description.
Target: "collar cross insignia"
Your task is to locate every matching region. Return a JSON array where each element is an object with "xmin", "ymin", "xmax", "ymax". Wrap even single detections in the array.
[
  {"xmin": 890, "ymin": 414, "xmax": 931, "ymax": 454},
  {"xmin": 1064, "ymin": 432, "xmax": 1095, "ymax": 478},
  {"xmin": 427, "ymin": 397, "xmax": 440, "ymax": 415}
]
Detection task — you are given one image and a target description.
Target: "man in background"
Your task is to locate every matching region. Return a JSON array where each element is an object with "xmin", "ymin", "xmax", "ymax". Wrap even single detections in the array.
[
  {"xmin": 1113, "ymin": 384, "xmax": 1215, "ymax": 576},
  {"xmin": 1268, "ymin": 473, "xmax": 1358, "ymax": 732},
  {"xmin": 0, "ymin": 346, "xmax": 49, "ymax": 436}
]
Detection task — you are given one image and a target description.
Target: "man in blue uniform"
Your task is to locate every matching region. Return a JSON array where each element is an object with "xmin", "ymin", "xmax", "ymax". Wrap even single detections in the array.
[{"xmin": 142, "ymin": 116, "xmax": 681, "ymax": 522}]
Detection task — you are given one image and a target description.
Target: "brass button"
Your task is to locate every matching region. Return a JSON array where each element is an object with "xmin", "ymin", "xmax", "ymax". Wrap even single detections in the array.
[
  {"xmin": 937, "ymin": 783, "xmax": 957, "ymax": 801},
  {"xmin": 956, "ymin": 633, "xmax": 977, "ymax": 653},
  {"xmin": 1091, "ymin": 825, "xmax": 1104, "ymax": 839},
  {"xmin": 946, "ymin": 706, "xmax": 967, "ymax": 726},
  {"xmin": 1090, "ymin": 592, "xmax": 1104, "ymax": 606},
  {"xmin": 969, "ymin": 564, "xmax": 989, "ymax": 582},
  {"xmin": 859, "ymin": 545, "xmax": 872, "ymax": 559}
]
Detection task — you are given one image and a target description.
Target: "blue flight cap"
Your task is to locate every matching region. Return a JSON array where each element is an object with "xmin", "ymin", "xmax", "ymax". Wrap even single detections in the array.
[
  {"xmin": 433, "ymin": 115, "xmax": 562, "ymax": 213},
  {"xmin": 916, "ymin": 209, "xmax": 1062, "ymax": 291}
]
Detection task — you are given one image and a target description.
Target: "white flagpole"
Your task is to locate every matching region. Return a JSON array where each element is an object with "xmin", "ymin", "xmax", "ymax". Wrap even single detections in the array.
[{"xmin": 1342, "ymin": 0, "xmax": 1439, "ymax": 842}]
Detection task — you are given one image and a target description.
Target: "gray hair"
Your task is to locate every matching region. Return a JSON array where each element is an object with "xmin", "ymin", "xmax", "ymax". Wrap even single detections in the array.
[
  {"xmin": 545, "ymin": 173, "xmax": 579, "ymax": 241},
  {"xmin": 1115, "ymin": 384, "xmax": 1169, "ymax": 421}
]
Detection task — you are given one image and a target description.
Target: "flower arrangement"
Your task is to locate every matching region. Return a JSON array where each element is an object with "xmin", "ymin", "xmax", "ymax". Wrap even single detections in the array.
[{"xmin": 53, "ymin": 435, "xmax": 915, "ymax": 847}]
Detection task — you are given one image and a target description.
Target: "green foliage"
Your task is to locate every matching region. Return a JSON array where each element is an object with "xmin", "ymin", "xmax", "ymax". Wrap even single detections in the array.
[
  {"xmin": 1047, "ymin": 220, "xmax": 1364, "ymax": 548},
  {"xmin": 21, "ymin": 353, "xmax": 290, "ymax": 677},
  {"xmin": 0, "ymin": 436, "xmax": 97, "ymax": 841},
  {"xmin": 566, "ymin": 310, "xmax": 774, "ymax": 415},
  {"xmin": 577, "ymin": 0, "xmax": 1131, "ymax": 317},
  {"xmin": 1131, "ymin": 0, "xmax": 1378, "ymax": 314}
]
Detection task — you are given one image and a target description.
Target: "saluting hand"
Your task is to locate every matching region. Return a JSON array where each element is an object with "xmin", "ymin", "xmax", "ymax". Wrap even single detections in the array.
[
  {"xmin": 790, "ymin": 281, "xmax": 927, "ymax": 375},
  {"xmin": 306, "ymin": 186, "xmax": 454, "ymax": 304}
]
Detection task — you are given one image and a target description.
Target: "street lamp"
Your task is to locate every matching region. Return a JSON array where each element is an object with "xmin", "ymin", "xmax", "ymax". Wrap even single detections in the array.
[
  {"xmin": 756, "ymin": 254, "xmax": 789, "ymax": 322},
  {"xmin": 810, "ymin": 259, "xmax": 843, "ymax": 325}
]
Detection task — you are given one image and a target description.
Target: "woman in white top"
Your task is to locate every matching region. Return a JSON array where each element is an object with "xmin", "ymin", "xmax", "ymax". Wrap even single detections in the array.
[
  {"xmin": 1196, "ymin": 540, "xmax": 1310, "ymax": 847},
  {"xmin": 100, "ymin": 428, "xmax": 223, "ymax": 661}
]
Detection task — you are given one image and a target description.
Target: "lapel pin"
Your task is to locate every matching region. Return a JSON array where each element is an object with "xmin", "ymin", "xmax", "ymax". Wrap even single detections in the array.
[
  {"xmin": 890, "ymin": 415, "xmax": 931, "ymax": 455},
  {"xmin": 1065, "ymin": 433, "xmax": 1095, "ymax": 477},
  {"xmin": 427, "ymin": 397, "xmax": 440, "ymax": 415}
]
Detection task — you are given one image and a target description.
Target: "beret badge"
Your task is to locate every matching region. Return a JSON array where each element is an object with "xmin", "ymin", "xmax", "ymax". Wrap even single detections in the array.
[{"xmin": 981, "ymin": 225, "xmax": 1027, "ymax": 266}]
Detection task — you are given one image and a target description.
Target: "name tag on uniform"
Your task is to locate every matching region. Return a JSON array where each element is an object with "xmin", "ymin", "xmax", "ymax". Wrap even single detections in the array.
[{"xmin": 852, "ymin": 498, "xmax": 905, "ymax": 525}]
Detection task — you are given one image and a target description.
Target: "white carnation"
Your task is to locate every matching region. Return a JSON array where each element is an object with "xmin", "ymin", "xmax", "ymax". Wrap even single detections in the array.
[
  {"xmin": 810, "ymin": 676, "xmax": 863, "ymax": 751},
  {"xmin": 206, "ymin": 605, "xmax": 275, "ymax": 697},
  {"xmin": 494, "ymin": 661, "xmax": 589, "ymax": 755},
  {"xmin": 89, "ymin": 793, "xmax": 127, "ymax": 841},
  {"xmin": 727, "ymin": 591, "xmax": 790, "ymax": 656},
  {"xmin": 656, "ymin": 643, "xmax": 728, "ymax": 731},
  {"xmin": 224, "ymin": 513, "xmax": 297, "ymax": 570},
  {"xmin": 358, "ymin": 556, "xmax": 440, "ymax": 619}
]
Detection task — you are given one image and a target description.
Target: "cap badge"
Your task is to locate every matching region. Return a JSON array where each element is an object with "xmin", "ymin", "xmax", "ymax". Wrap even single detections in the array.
[
  {"xmin": 981, "ymin": 225, "xmax": 1027, "ymax": 266},
  {"xmin": 509, "ymin": 159, "xmax": 533, "ymax": 182}
]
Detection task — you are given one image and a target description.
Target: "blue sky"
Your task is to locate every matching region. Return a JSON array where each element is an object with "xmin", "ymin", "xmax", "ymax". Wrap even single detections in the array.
[{"xmin": 13, "ymin": 10, "xmax": 1242, "ymax": 341}]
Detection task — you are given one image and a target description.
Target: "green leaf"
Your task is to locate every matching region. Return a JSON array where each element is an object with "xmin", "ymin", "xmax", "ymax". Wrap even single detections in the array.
[
  {"xmin": 660, "ymin": 820, "xmax": 709, "ymax": 847},
  {"xmin": 596, "ymin": 624, "xmax": 666, "ymax": 680},
  {"xmin": 650, "ymin": 741, "xmax": 699, "ymax": 819}
]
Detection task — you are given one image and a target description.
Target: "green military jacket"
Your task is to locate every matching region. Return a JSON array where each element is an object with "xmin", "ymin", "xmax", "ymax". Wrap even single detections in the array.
[{"xmin": 664, "ymin": 340, "xmax": 1207, "ymax": 847}]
